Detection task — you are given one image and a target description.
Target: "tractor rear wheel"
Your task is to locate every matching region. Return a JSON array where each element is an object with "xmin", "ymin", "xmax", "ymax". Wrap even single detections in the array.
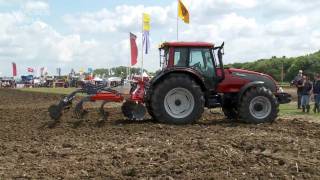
[
  {"xmin": 145, "ymin": 84, "xmax": 156, "ymax": 120},
  {"xmin": 239, "ymin": 86, "xmax": 279, "ymax": 124},
  {"xmin": 150, "ymin": 74, "xmax": 204, "ymax": 124}
]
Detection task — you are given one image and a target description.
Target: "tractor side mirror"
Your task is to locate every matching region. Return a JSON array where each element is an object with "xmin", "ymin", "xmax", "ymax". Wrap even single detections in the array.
[{"xmin": 217, "ymin": 42, "xmax": 225, "ymax": 82}]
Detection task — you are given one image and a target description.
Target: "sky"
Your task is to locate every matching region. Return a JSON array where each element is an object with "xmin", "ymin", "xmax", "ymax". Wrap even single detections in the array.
[{"xmin": 0, "ymin": 0, "xmax": 320, "ymax": 76}]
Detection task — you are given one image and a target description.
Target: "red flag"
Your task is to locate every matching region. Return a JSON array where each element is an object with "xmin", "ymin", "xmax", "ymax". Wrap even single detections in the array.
[
  {"xmin": 130, "ymin": 32, "xmax": 138, "ymax": 66},
  {"xmin": 12, "ymin": 62, "xmax": 17, "ymax": 76},
  {"xmin": 27, "ymin": 67, "xmax": 34, "ymax": 73}
]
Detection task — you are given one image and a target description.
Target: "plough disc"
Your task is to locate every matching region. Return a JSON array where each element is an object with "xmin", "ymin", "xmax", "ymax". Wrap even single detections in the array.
[
  {"xmin": 74, "ymin": 97, "xmax": 90, "ymax": 119},
  {"xmin": 99, "ymin": 101, "xmax": 109, "ymax": 121},
  {"xmin": 48, "ymin": 104, "xmax": 63, "ymax": 121},
  {"xmin": 121, "ymin": 101, "xmax": 146, "ymax": 120}
]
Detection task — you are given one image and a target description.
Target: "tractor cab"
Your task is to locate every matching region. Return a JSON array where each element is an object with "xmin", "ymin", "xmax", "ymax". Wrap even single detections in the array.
[{"xmin": 158, "ymin": 41, "xmax": 225, "ymax": 89}]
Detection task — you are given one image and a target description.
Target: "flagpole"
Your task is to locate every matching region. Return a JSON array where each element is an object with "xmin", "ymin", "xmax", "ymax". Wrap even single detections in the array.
[
  {"xmin": 128, "ymin": 33, "xmax": 131, "ymax": 80},
  {"xmin": 177, "ymin": 0, "xmax": 179, "ymax": 41},
  {"xmin": 141, "ymin": 13, "xmax": 144, "ymax": 81},
  {"xmin": 128, "ymin": 64, "xmax": 130, "ymax": 80}
]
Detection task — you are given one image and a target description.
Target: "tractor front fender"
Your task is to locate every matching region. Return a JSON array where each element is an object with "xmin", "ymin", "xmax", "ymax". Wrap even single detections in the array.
[{"xmin": 237, "ymin": 81, "xmax": 265, "ymax": 102}]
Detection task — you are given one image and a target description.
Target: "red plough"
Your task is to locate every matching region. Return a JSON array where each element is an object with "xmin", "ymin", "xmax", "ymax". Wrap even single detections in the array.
[{"xmin": 48, "ymin": 79, "xmax": 146, "ymax": 123}]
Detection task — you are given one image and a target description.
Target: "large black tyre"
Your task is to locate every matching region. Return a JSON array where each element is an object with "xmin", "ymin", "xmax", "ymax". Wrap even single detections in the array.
[
  {"xmin": 145, "ymin": 99, "xmax": 155, "ymax": 120},
  {"xmin": 150, "ymin": 74, "xmax": 204, "ymax": 125},
  {"xmin": 239, "ymin": 86, "xmax": 279, "ymax": 124},
  {"xmin": 144, "ymin": 84, "xmax": 156, "ymax": 120}
]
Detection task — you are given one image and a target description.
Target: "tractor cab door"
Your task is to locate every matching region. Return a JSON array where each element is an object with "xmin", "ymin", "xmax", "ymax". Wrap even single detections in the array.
[{"xmin": 188, "ymin": 48, "xmax": 217, "ymax": 89}]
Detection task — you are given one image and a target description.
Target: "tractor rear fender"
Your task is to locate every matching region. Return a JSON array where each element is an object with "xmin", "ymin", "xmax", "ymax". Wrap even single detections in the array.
[
  {"xmin": 149, "ymin": 69, "xmax": 208, "ymax": 92},
  {"xmin": 237, "ymin": 81, "xmax": 265, "ymax": 103}
]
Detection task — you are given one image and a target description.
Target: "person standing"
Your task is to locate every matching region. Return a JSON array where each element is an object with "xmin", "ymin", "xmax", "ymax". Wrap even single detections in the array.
[
  {"xmin": 313, "ymin": 73, "xmax": 320, "ymax": 113},
  {"xmin": 301, "ymin": 75, "xmax": 313, "ymax": 113},
  {"xmin": 292, "ymin": 70, "xmax": 304, "ymax": 109}
]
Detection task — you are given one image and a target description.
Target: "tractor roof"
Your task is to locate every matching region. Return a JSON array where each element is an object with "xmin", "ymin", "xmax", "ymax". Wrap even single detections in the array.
[{"xmin": 159, "ymin": 42, "xmax": 214, "ymax": 49}]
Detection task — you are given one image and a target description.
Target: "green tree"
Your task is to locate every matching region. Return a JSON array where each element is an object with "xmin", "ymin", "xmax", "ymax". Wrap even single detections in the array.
[
  {"xmin": 93, "ymin": 66, "xmax": 150, "ymax": 78},
  {"xmin": 93, "ymin": 68, "xmax": 109, "ymax": 77},
  {"xmin": 228, "ymin": 50, "xmax": 320, "ymax": 82}
]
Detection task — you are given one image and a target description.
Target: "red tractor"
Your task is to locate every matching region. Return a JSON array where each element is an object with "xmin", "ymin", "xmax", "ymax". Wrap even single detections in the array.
[{"xmin": 49, "ymin": 42, "xmax": 291, "ymax": 124}]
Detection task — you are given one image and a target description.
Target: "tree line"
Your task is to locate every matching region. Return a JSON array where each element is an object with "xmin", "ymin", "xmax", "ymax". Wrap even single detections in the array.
[{"xmin": 227, "ymin": 50, "xmax": 320, "ymax": 82}]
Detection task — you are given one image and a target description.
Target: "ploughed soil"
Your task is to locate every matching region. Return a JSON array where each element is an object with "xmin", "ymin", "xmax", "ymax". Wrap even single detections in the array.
[{"xmin": 0, "ymin": 89, "xmax": 320, "ymax": 179}]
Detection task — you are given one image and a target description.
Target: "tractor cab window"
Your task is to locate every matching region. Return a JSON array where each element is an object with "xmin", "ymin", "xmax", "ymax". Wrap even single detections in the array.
[
  {"xmin": 160, "ymin": 48, "xmax": 169, "ymax": 68},
  {"xmin": 174, "ymin": 48, "xmax": 188, "ymax": 67},
  {"xmin": 189, "ymin": 48, "xmax": 215, "ymax": 78}
]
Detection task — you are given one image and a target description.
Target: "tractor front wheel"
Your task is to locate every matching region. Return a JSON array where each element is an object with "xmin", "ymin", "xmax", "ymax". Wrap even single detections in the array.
[
  {"xmin": 239, "ymin": 86, "xmax": 279, "ymax": 124},
  {"xmin": 150, "ymin": 74, "xmax": 204, "ymax": 124}
]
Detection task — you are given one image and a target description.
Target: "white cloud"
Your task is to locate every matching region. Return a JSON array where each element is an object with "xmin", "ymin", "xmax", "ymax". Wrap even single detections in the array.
[
  {"xmin": 1, "ymin": 0, "xmax": 320, "ymax": 76},
  {"xmin": 63, "ymin": 5, "xmax": 172, "ymax": 34},
  {"xmin": 0, "ymin": 12, "xmax": 109, "ymax": 75},
  {"xmin": 0, "ymin": 0, "xmax": 23, "ymax": 6},
  {"xmin": 266, "ymin": 16, "xmax": 308, "ymax": 36},
  {"xmin": 23, "ymin": 1, "xmax": 49, "ymax": 15},
  {"xmin": 260, "ymin": 0, "xmax": 320, "ymax": 13}
]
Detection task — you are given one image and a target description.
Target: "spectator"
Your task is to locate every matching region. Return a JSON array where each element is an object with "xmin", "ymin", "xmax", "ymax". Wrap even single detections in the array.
[
  {"xmin": 292, "ymin": 70, "xmax": 304, "ymax": 109},
  {"xmin": 313, "ymin": 73, "xmax": 320, "ymax": 113},
  {"xmin": 301, "ymin": 75, "xmax": 312, "ymax": 113}
]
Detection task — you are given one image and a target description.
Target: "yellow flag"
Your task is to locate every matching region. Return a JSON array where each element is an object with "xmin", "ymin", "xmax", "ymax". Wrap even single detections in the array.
[
  {"xmin": 143, "ymin": 13, "xmax": 150, "ymax": 31},
  {"xmin": 178, "ymin": 0, "xmax": 189, "ymax": 24}
]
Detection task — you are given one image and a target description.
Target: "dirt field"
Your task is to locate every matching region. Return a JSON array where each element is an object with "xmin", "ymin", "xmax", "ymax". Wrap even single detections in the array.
[{"xmin": 0, "ymin": 89, "xmax": 320, "ymax": 179}]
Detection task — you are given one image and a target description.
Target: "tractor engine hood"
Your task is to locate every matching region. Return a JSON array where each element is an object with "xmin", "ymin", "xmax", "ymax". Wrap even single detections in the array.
[
  {"xmin": 217, "ymin": 68, "xmax": 278, "ymax": 93},
  {"xmin": 227, "ymin": 68, "xmax": 274, "ymax": 78}
]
